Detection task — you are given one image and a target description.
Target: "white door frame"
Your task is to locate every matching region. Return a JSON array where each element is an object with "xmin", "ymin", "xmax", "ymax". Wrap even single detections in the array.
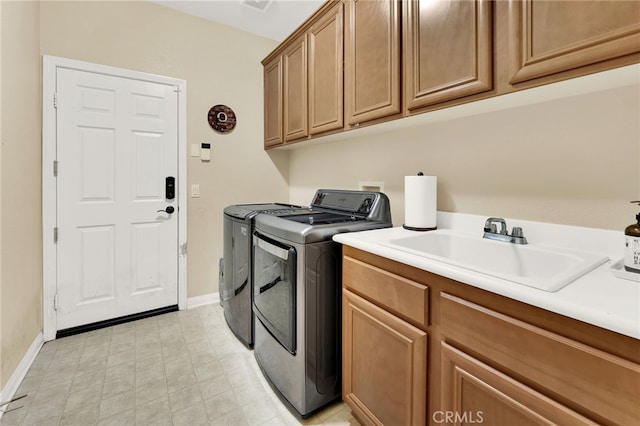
[{"xmin": 42, "ymin": 55, "xmax": 188, "ymax": 341}]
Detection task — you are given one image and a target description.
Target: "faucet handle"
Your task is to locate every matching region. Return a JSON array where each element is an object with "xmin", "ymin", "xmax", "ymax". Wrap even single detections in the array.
[
  {"xmin": 484, "ymin": 217, "xmax": 506, "ymax": 234},
  {"xmin": 511, "ymin": 227, "xmax": 524, "ymax": 238},
  {"xmin": 510, "ymin": 226, "xmax": 528, "ymax": 244}
]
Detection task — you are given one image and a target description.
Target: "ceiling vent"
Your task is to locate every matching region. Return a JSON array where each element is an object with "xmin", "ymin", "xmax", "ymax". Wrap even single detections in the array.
[{"xmin": 242, "ymin": 0, "xmax": 273, "ymax": 12}]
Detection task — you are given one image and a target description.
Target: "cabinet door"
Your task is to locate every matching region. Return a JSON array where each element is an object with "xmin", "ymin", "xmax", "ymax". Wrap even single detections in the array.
[
  {"xmin": 309, "ymin": 2, "xmax": 344, "ymax": 135},
  {"xmin": 283, "ymin": 35, "xmax": 308, "ymax": 142},
  {"xmin": 440, "ymin": 342, "xmax": 596, "ymax": 425},
  {"xmin": 343, "ymin": 289, "xmax": 427, "ymax": 426},
  {"xmin": 441, "ymin": 293, "xmax": 640, "ymax": 425},
  {"xmin": 263, "ymin": 56, "xmax": 283, "ymax": 147},
  {"xmin": 509, "ymin": 0, "xmax": 640, "ymax": 84},
  {"xmin": 344, "ymin": 0, "xmax": 401, "ymax": 127},
  {"xmin": 404, "ymin": 0, "xmax": 492, "ymax": 111}
]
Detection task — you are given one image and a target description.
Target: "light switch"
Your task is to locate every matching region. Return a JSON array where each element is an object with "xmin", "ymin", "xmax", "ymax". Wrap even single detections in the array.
[
  {"xmin": 190, "ymin": 144, "xmax": 200, "ymax": 157},
  {"xmin": 191, "ymin": 184, "xmax": 200, "ymax": 198}
]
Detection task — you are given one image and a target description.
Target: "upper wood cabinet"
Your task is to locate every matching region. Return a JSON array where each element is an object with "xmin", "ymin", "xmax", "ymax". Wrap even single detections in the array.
[
  {"xmin": 263, "ymin": 56, "xmax": 283, "ymax": 147},
  {"xmin": 509, "ymin": 0, "xmax": 640, "ymax": 84},
  {"xmin": 262, "ymin": 1, "xmax": 342, "ymax": 148},
  {"xmin": 309, "ymin": 2, "xmax": 344, "ymax": 135},
  {"xmin": 263, "ymin": 0, "xmax": 640, "ymax": 149},
  {"xmin": 404, "ymin": 0, "xmax": 493, "ymax": 112},
  {"xmin": 283, "ymin": 35, "xmax": 308, "ymax": 142},
  {"xmin": 344, "ymin": 0, "xmax": 401, "ymax": 127}
]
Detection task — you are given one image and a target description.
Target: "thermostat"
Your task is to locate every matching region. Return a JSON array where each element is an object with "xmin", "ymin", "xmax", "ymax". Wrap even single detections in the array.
[{"xmin": 201, "ymin": 143, "xmax": 211, "ymax": 161}]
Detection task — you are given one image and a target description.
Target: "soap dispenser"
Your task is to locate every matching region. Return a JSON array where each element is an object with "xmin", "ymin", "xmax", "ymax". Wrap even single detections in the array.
[{"xmin": 624, "ymin": 201, "xmax": 640, "ymax": 273}]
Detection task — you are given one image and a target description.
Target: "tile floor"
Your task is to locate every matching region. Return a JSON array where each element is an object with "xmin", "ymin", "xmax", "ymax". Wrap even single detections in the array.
[{"xmin": 0, "ymin": 304, "xmax": 360, "ymax": 426}]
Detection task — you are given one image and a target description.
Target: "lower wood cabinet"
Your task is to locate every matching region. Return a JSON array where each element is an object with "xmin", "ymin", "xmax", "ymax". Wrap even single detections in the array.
[
  {"xmin": 343, "ymin": 289, "xmax": 427, "ymax": 426},
  {"xmin": 440, "ymin": 292, "xmax": 640, "ymax": 426},
  {"xmin": 440, "ymin": 342, "xmax": 595, "ymax": 425},
  {"xmin": 341, "ymin": 246, "xmax": 640, "ymax": 426}
]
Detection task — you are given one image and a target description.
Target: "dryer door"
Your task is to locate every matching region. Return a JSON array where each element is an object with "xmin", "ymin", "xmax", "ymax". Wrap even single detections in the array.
[{"xmin": 252, "ymin": 231, "xmax": 297, "ymax": 354}]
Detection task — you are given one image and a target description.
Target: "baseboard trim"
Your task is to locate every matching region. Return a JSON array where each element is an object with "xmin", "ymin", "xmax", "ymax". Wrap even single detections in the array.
[
  {"xmin": 56, "ymin": 305, "xmax": 179, "ymax": 339},
  {"xmin": 0, "ymin": 332, "xmax": 44, "ymax": 419},
  {"xmin": 187, "ymin": 292, "xmax": 219, "ymax": 309}
]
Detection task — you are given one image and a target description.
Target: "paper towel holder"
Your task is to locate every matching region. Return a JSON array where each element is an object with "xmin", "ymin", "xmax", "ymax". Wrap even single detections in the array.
[{"xmin": 403, "ymin": 171, "xmax": 437, "ymax": 231}]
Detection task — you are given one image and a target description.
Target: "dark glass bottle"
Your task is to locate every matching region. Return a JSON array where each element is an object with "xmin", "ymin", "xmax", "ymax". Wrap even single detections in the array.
[{"xmin": 624, "ymin": 201, "xmax": 640, "ymax": 273}]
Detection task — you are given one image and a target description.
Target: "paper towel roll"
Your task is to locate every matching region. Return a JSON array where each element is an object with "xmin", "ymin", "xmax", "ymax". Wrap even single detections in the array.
[{"xmin": 404, "ymin": 175, "xmax": 437, "ymax": 231}]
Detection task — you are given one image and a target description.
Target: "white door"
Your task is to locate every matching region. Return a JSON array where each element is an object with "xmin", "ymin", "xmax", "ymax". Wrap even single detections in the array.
[{"xmin": 55, "ymin": 68, "xmax": 179, "ymax": 330}]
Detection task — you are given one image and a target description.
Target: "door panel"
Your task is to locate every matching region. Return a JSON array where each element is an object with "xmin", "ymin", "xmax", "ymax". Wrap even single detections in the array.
[
  {"xmin": 509, "ymin": 0, "xmax": 640, "ymax": 84},
  {"xmin": 263, "ymin": 57, "xmax": 283, "ymax": 147},
  {"xmin": 342, "ymin": 289, "xmax": 427, "ymax": 426},
  {"xmin": 283, "ymin": 35, "xmax": 308, "ymax": 142},
  {"xmin": 78, "ymin": 225, "xmax": 115, "ymax": 302},
  {"xmin": 133, "ymin": 131, "xmax": 164, "ymax": 199},
  {"xmin": 404, "ymin": 0, "xmax": 492, "ymax": 110},
  {"xmin": 440, "ymin": 342, "xmax": 596, "ymax": 425},
  {"xmin": 309, "ymin": 2, "xmax": 344, "ymax": 135},
  {"xmin": 80, "ymin": 127, "xmax": 115, "ymax": 201},
  {"xmin": 345, "ymin": 0, "xmax": 401, "ymax": 125},
  {"xmin": 131, "ymin": 222, "xmax": 163, "ymax": 293},
  {"xmin": 56, "ymin": 68, "xmax": 178, "ymax": 330}
]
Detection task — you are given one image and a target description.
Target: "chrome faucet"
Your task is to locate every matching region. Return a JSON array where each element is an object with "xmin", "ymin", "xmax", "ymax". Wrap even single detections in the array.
[{"xmin": 483, "ymin": 217, "xmax": 528, "ymax": 244}]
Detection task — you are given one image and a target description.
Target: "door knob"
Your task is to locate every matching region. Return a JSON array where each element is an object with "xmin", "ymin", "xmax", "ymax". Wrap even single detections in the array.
[{"xmin": 157, "ymin": 206, "xmax": 175, "ymax": 214}]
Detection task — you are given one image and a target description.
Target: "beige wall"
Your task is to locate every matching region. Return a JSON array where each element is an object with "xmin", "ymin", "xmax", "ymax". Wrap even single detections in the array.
[
  {"xmin": 289, "ymin": 80, "xmax": 640, "ymax": 231},
  {"xmin": 1, "ymin": 0, "xmax": 289, "ymax": 390},
  {"xmin": 0, "ymin": 0, "xmax": 42, "ymax": 389},
  {"xmin": 0, "ymin": 0, "xmax": 3, "ymax": 389},
  {"xmin": 40, "ymin": 1, "xmax": 289, "ymax": 299}
]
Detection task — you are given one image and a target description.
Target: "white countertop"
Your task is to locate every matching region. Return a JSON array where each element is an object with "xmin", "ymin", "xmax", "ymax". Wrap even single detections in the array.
[{"xmin": 333, "ymin": 213, "xmax": 640, "ymax": 340}]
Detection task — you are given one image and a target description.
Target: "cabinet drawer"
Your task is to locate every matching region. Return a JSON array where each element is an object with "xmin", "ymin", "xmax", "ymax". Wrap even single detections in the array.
[
  {"xmin": 441, "ymin": 293, "xmax": 640, "ymax": 425},
  {"xmin": 343, "ymin": 256, "xmax": 429, "ymax": 329}
]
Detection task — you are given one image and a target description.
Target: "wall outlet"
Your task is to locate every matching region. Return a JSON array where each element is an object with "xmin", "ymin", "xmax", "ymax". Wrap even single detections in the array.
[{"xmin": 359, "ymin": 181, "xmax": 384, "ymax": 193}]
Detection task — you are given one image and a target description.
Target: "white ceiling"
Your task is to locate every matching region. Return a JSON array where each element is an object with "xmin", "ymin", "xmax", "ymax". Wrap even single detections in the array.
[{"xmin": 153, "ymin": 0, "xmax": 325, "ymax": 41}]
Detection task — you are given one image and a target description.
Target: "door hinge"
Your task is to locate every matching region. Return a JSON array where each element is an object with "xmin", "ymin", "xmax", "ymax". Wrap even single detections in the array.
[
  {"xmin": 53, "ymin": 294, "xmax": 58, "ymax": 311},
  {"xmin": 54, "ymin": 227, "xmax": 58, "ymax": 244},
  {"xmin": 181, "ymin": 242, "xmax": 187, "ymax": 256},
  {"xmin": 53, "ymin": 93, "xmax": 58, "ymax": 109},
  {"xmin": 53, "ymin": 160, "xmax": 58, "ymax": 177}
]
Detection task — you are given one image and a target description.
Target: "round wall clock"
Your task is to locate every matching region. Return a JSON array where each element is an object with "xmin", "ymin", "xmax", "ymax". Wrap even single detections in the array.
[{"xmin": 208, "ymin": 105, "xmax": 237, "ymax": 134}]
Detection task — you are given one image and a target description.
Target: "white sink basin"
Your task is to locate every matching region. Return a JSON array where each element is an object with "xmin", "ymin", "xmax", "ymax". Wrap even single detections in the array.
[{"xmin": 382, "ymin": 229, "xmax": 609, "ymax": 292}]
